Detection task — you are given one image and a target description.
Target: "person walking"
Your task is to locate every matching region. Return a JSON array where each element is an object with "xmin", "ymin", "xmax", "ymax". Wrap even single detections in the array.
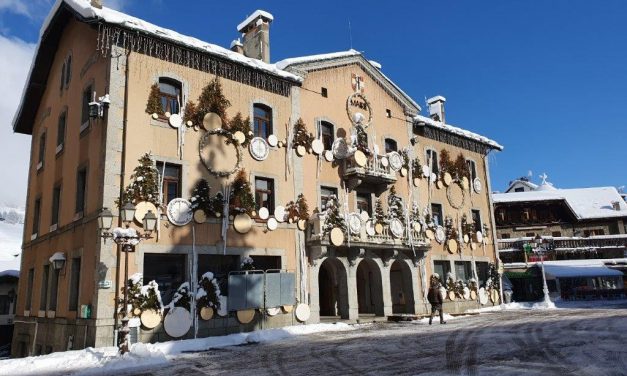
[{"xmin": 427, "ymin": 275, "xmax": 446, "ymax": 325}]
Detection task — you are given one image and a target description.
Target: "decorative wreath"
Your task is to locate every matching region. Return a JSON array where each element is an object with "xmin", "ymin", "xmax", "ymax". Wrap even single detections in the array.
[
  {"xmin": 446, "ymin": 181, "xmax": 466, "ymax": 210},
  {"xmin": 199, "ymin": 128, "xmax": 242, "ymax": 178},
  {"xmin": 346, "ymin": 92, "xmax": 373, "ymax": 129}
]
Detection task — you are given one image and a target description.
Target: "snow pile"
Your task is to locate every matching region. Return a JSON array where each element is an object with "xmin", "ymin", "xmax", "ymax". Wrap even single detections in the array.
[
  {"xmin": 111, "ymin": 227, "xmax": 139, "ymax": 245},
  {"xmin": 0, "ymin": 323, "xmax": 354, "ymax": 375},
  {"xmin": 414, "ymin": 313, "xmax": 467, "ymax": 324},
  {"xmin": 468, "ymin": 301, "xmax": 557, "ymax": 313}
]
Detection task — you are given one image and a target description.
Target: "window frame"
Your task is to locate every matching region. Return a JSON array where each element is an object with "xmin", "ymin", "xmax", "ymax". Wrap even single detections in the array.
[
  {"xmin": 25, "ymin": 268, "xmax": 34, "ymax": 311},
  {"xmin": 158, "ymin": 77, "xmax": 182, "ymax": 117},
  {"xmin": 56, "ymin": 111, "xmax": 66, "ymax": 154},
  {"xmin": 466, "ymin": 159, "xmax": 478, "ymax": 181},
  {"xmin": 384, "ymin": 138, "xmax": 398, "ymax": 153},
  {"xmin": 253, "ymin": 103, "xmax": 273, "ymax": 139},
  {"xmin": 39, "ymin": 264, "xmax": 49, "ymax": 312},
  {"xmin": 431, "ymin": 203, "xmax": 443, "ymax": 227},
  {"xmin": 75, "ymin": 167, "xmax": 87, "ymax": 215},
  {"xmin": 254, "ymin": 177, "xmax": 275, "ymax": 215},
  {"xmin": 32, "ymin": 197, "xmax": 41, "ymax": 236},
  {"xmin": 320, "ymin": 121, "xmax": 334, "ymax": 151},
  {"xmin": 320, "ymin": 186, "xmax": 338, "ymax": 211},
  {"xmin": 156, "ymin": 161, "xmax": 182, "ymax": 206},
  {"xmin": 80, "ymin": 84, "xmax": 93, "ymax": 132},
  {"xmin": 51, "ymin": 184, "xmax": 61, "ymax": 228},
  {"xmin": 37, "ymin": 131, "xmax": 46, "ymax": 171},
  {"xmin": 471, "ymin": 209, "xmax": 482, "ymax": 233},
  {"xmin": 426, "ymin": 148, "xmax": 439, "ymax": 175}
]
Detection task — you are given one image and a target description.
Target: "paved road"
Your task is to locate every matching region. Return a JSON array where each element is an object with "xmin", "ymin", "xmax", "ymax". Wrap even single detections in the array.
[{"xmin": 130, "ymin": 305, "xmax": 627, "ymax": 376}]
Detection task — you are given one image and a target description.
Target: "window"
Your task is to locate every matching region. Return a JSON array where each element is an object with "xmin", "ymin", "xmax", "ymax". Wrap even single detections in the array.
[
  {"xmin": 253, "ymin": 104, "xmax": 272, "ymax": 138},
  {"xmin": 433, "ymin": 260, "xmax": 450, "ymax": 281},
  {"xmin": 320, "ymin": 186, "xmax": 338, "ymax": 210},
  {"xmin": 57, "ymin": 112, "xmax": 66, "ymax": 150},
  {"xmin": 40, "ymin": 264, "xmax": 49, "ymax": 311},
  {"xmin": 69, "ymin": 258, "xmax": 81, "ymax": 311},
  {"xmin": 25, "ymin": 268, "xmax": 34, "ymax": 310},
  {"xmin": 60, "ymin": 61, "xmax": 65, "ymax": 91},
  {"xmin": 156, "ymin": 162, "xmax": 181, "ymax": 206},
  {"xmin": 255, "ymin": 177, "xmax": 275, "ymax": 215},
  {"xmin": 384, "ymin": 138, "xmax": 397, "ymax": 153},
  {"xmin": 0, "ymin": 295, "xmax": 10, "ymax": 315},
  {"xmin": 552, "ymin": 231, "xmax": 562, "ymax": 237},
  {"xmin": 320, "ymin": 121, "xmax": 334, "ymax": 151},
  {"xmin": 356, "ymin": 192, "xmax": 371, "ymax": 215},
  {"xmin": 38, "ymin": 132, "xmax": 46, "ymax": 169},
  {"xmin": 385, "ymin": 109, "xmax": 392, "ymax": 118},
  {"xmin": 81, "ymin": 85, "xmax": 92, "ymax": 126},
  {"xmin": 321, "ymin": 87, "xmax": 328, "ymax": 98},
  {"xmin": 426, "ymin": 149, "xmax": 439, "ymax": 175},
  {"xmin": 51, "ymin": 185, "xmax": 61, "ymax": 227},
  {"xmin": 431, "ymin": 203, "xmax": 443, "ymax": 227},
  {"xmin": 250, "ymin": 256, "xmax": 281, "ymax": 271},
  {"xmin": 32, "ymin": 198, "xmax": 41, "ymax": 235},
  {"xmin": 584, "ymin": 229, "xmax": 605, "ymax": 237},
  {"xmin": 144, "ymin": 253, "xmax": 186, "ymax": 304},
  {"xmin": 471, "ymin": 209, "xmax": 482, "ymax": 233},
  {"xmin": 158, "ymin": 78, "xmax": 181, "ymax": 115},
  {"xmin": 500, "ymin": 233, "xmax": 510, "ymax": 239},
  {"xmin": 514, "ymin": 187, "xmax": 525, "ymax": 192},
  {"xmin": 75, "ymin": 168, "xmax": 87, "ymax": 214},
  {"xmin": 49, "ymin": 268, "xmax": 59, "ymax": 311},
  {"xmin": 476, "ymin": 262, "xmax": 489, "ymax": 287},
  {"xmin": 466, "ymin": 159, "xmax": 477, "ymax": 181},
  {"xmin": 198, "ymin": 255, "xmax": 238, "ymax": 295},
  {"xmin": 454, "ymin": 261, "xmax": 472, "ymax": 281},
  {"xmin": 65, "ymin": 55, "xmax": 72, "ymax": 88}
]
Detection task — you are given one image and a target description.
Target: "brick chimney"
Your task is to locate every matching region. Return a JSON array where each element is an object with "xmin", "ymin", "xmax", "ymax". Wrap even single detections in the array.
[
  {"xmin": 237, "ymin": 10, "xmax": 273, "ymax": 63},
  {"xmin": 91, "ymin": 0, "xmax": 103, "ymax": 9},
  {"xmin": 427, "ymin": 95, "xmax": 446, "ymax": 123}
]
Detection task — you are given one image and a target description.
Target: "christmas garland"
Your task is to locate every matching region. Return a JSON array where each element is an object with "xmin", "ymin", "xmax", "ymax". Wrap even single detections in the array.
[
  {"xmin": 199, "ymin": 128, "xmax": 242, "ymax": 178},
  {"xmin": 446, "ymin": 180, "xmax": 466, "ymax": 209},
  {"xmin": 346, "ymin": 92, "xmax": 373, "ymax": 128}
]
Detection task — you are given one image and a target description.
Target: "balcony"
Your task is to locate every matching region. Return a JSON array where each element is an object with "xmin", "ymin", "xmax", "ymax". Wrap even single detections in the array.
[
  {"xmin": 498, "ymin": 235, "xmax": 627, "ymax": 263},
  {"xmin": 342, "ymin": 153, "xmax": 397, "ymax": 193}
]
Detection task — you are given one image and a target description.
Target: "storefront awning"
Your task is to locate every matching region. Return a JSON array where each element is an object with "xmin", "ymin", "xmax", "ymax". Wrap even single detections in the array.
[{"xmin": 542, "ymin": 265, "xmax": 623, "ymax": 279}]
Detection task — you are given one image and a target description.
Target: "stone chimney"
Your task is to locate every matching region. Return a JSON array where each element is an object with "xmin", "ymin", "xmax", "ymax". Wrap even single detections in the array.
[
  {"xmin": 427, "ymin": 95, "xmax": 446, "ymax": 123},
  {"xmin": 91, "ymin": 0, "xmax": 103, "ymax": 9},
  {"xmin": 237, "ymin": 10, "xmax": 273, "ymax": 63},
  {"xmin": 230, "ymin": 39, "xmax": 244, "ymax": 54}
]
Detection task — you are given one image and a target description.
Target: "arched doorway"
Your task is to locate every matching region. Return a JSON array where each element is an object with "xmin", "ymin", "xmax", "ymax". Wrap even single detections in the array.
[
  {"xmin": 390, "ymin": 260, "xmax": 415, "ymax": 314},
  {"xmin": 356, "ymin": 259, "xmax": 384, "ymax": 316},
  {"xmin": 318, "ymin": 258, "xmax": 349, "ymax": 318}
]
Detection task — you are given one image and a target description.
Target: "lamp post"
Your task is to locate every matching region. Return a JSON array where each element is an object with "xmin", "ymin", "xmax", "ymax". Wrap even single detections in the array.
[
  {"xmin": 534, "ymin": 235, "xmax": 552, "ymax": 305},
  {"xmin": 98, "ymin": 205, "xmax": 156, "ymax": 354}
]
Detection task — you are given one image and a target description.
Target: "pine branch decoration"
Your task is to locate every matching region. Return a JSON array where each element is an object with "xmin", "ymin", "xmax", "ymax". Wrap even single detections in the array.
[
  {"xmin": 145, "ymin": 83, "xmax": 163, "ymax": 115},
  {"xmin": 116, "ymin": 153, "xmax": 160, "ymax": 208},
  {"xmin": 194, "ymin": 78, "xmax": 231, "ymax": 126},
  {"xmin": 229, "ymin": 169, "xmax": 255, "ymax": 215}
]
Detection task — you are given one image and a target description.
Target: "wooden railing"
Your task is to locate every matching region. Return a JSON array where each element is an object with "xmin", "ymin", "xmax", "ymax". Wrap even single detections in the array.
[{"xmin": 498, "ymin": 235, "xmax": 627, "ymax": 252}]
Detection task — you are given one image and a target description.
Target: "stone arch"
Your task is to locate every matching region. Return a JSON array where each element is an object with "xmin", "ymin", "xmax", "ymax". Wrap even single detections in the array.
[
  {"xmin": 390, "ymin": 259, "xmax": 415, "ymax": 314},
  {"xmin": 355, "ymin": 258, "xmax": 384, "ymax": 316},
  {"xmin": 317, "ymin": 258, "xmax": 349, "ymax": 319}
]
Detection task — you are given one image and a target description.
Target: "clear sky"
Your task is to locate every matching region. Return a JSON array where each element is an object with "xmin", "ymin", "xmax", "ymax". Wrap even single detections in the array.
[{"xmin": 1, "ymin": 0, "xmax": 626, "ymax": 205}]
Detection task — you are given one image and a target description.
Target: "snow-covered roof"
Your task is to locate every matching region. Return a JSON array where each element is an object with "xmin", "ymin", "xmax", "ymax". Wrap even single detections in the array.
[
  {"xmin": 414, "ymin": 114, "xmax": 504, "ymax": 151},
  {"xmin": 237, "ymin": 10, "xmax": 274, "ymax": 32},
  {"xmin": 541, "ymin": 264, "xmax": 623, "ymax": 278},
  {"xmin": 493, "ymin": 187, "xmax": 627, "ymax": 220},
  {"xmin": 42, "ymin": 1, "xmax": 299, "ymax": 82},
  {"xmin": 275, "ymin": 49, "xmax": 362, "ymax": 70},
  {"xmin": 505, "ymin": 179, "xmax": 539, "ymax": 193}
]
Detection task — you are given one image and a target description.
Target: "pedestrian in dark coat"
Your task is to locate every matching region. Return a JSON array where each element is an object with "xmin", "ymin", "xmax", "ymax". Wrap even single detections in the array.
[{"xmin": 427, "ymin": 278, "xmax": 446, "ymax": 325}]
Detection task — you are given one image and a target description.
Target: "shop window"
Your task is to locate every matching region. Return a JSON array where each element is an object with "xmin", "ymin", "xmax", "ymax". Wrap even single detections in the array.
[
  {"xmin": 356, "ymin": 192, "xmax": 371, "ymax": 215},
  {"xmin": 198, "ymin": 254, "xmax": 239, "ymax": 295},
  {"xmin": 384, "ymin": 138, "xmax": 397, "ymax": 153},
  {"xmin": 51, "ymin": 185, "xmax": 61, "ymax": 227},
  {"xmin": 253, "ymin": 103, "xmax": 272, "ymax": 138},
  {"xmin": 426, "ymin": 149, "xmax": 439, "ymax": 175},
  {"xmin": 431, "ymin": 203, "xmax": 443, "ymax": 227},
  {"xmin": 32, "ymin": 198, "xmax": 41, "ymax": 236},
  {"xmin": 57, "ymin": 112, "xmax": 66, "ymax": 151},
  {"xmin": 320, "ymin": 186, "xmax": 338, "ymax": 210},
  {"xmin": 320, "ymin": 121, "xmax": 334, "ymax": 151},
  {"xmin": 81, "ymin": 85, "xmax": 92, "ymax": 127},
  {"xmin": 476, "ymin": 262, "xmax": 489, "ymax": 287},
  {"xmin": 158, "ymin": 78, "xmax": 181, "ymax": 115},
  {"xmin": 433, "ymin": 260, "xmax": 450, "ymax": 281},
  {"xmin": 472, "ymin": 209, "xmax": 482, "ymax": 233},
  {"xmin": 144, "ymin": 253, "xmax": 186, "ymax": 305},
  {"xmin": 251, "ymin": 255, "xmax": 281, "ymax": 271},
  {"xmin": 255, "ymin": 177, "xmax": 275, "ymax": 215},
  {"xmin": 156, "ymin": 162, "xmax": 181, "ymax": 206},
  {"xmin": 75, "ymin": 168, "xmax": 87, "ymax": 214},
  {"xmin": 466, "ymin": 159, "xmax": 477, "ymax": 181},
  {"xmin": 69, "ymin": 257, "xmax": 81, "ymax": 311},
  {"xmin": 25, "ymin": 268, "xmax": 34, "ymax": 310},
  {"xmin": 454, "ymin": 261, "xmax": 472, "ymax": 282},
  {"xmin": 40, "ymin": 264, "xmax": 49, "ymax": 310}
]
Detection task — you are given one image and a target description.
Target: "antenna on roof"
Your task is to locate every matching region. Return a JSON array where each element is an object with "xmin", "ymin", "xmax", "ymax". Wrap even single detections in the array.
[{"xmin": 348, "ymin": 18, "xmax": 353, "ymax": 49}]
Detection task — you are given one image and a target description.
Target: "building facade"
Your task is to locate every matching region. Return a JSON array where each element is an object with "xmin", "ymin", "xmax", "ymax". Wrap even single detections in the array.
[{"xmin": 11, "ymin": 0, "xmax": 502, "ymax": 357}]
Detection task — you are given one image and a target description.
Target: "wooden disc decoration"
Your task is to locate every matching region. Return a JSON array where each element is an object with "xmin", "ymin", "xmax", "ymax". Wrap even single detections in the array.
[
  {"xmin": 463, "ymin": 234, "xmax": 470, "ymax": 244},
  {"xmin": 473, "ymin": 177, "xmax": 482, "ymax": 193},
  {"xmin": 295, "ymin": 304, "xmax": 311, "ymax": 322},
  {"xmin": 266, "ymin": 307, "xmax": 281, "ymax": 316},
  {"xmin": 448, "ymin": 291, "xmax": 457, "ymax": 301},
  {"xmin": 435, "ymin": 226, "xmax": 446, "ymax": 243},
  {"xmin": 233, "ymin": 131, "xmax": 246, "ymax": 145},
  {"xmin": 199, "ymin": 129, "xmax": 242, "ymax": 178},
  {"xmin": 400, "ymin": 167, "xmax": 407, "ymax": 177},
  {"xmin": 236, "ymin": 309, "xmax": 256, "ymax": 324},
  {"xmin": 267, "ymin": 134, "xmax": 278, "ymax": 147},
  {"xmin": 413, "ymin": 177, "xmax": 420, "ymax": 187},
  {"xmin": 374, "ymin": 222, "xmax": 384, "ymax": 235},
  {"xmin": 360, "ymin": 211, "xmax": 370, "ymax": 221},
  {"xmin": 461, "ymin": 176, "xmax": 469, "ymax": 190},
  {"xmin": 133, "ymin": 307, "xmax": 142, "ymax": 316},
  {"xmin": 282, "ymin": 304, "xmax": 294, "ymax": 313},
  {"xmin": 443, "ymin": 172, "xmax": 453, "ymax": 186},
  {"xmin": 151, "ymin": 113, "xmax": 159, "ymax": 120},
  {"xmin": 380, "ymin": 156, "xmax": 389, "ymax": 167},
  {"xmin": 203, "ymin": 112, "xmax": 222, "ymax": 130},
  {"xmin": 354, "ymin": 150, "xmax": 367, "ymax": 167},
  {"xmin": 274, "ymin": 206, "xmax": 286, "ymax": 222},
  {"xmin": 164, "ymin": 307, "xmax": 191, "ymax": 338},
  {"xmin": 200, "ymin": 306, "xmax": 214, "ymax": 320},
  {"xmin": 436, "ymin": 180, "xmax": 443, "ymax": 189},
  {"xmin": 479, "ymin": 288, "xmax": 489, "ymax": 305},
  {"xmin": 475, "ymin": 231, "xmax": 484, "ymax": 244},
  {"xmin": 297, "ymin": 219, "xmax": 307, "ymax": 231},
  {"xmin": 425, "ymin": 229, "xmax": 435, "ymax": 240},
  {"xmin": 311, "ymin": 139, "xmax": 324, "ymax": 155},
  {"xmin": 324, "ymin": 150, "xmax": 334, "ymax": 162},
  {"xmin": 463, "ymin": 288, "xmax": 471, "ymax": 300},
  {"xmin": 413, "ymin": 222, "xmax": 422, "ymax": 233},
  {"xmin": 422, "ymin": 165, "xmax": 430, "ymax": 178},
  {"xmin": 267, "ymin": 217, "xmax": 278, "ymax": 231},
  {"xmin": 366, "ymin": 220, "xmax": 375, "ymax": 236},
  {"xmin": 330, "ymin": 227, "xmax": 345, "ymax": 246},
  {"xmin": 447, "ymin": 238, "xmax": 458, "ymax": 254},
  {"xmin": 470, "ymin": 290, "xmax": 477, "ymax": 301},
  {"xmin": 193, "ymin": 210, "xmax": 207, "ymax": 224},
  {"xmin": 134, "ymin": 201, "xmax": 158, "ymax": 224},
  {"xmin": 140, "ymin": 309, "xmax": 161, "ymax": 329},
  {"xmin": 471, "ymin": 242, "xmax": 477, "ymax": 250},
  {"xmin": 233, "ymin": 213, "xmax": 253, "ymax": 234},
  {"xmin": 490, "ymin": 289, "xmax": 499, "ymax": 304},
  {"xmin": 296, "ymin": 145, "xmax": 307, "ymax": 157},
  {"xmin": 168, "ymin": 113, "xmax": 182, "ymax": 128},
  {"xmin": 446, "ymin": 182, "xmax": 466, "ymax": 210},
  {"xmin": 389, "ymin": 218, "xmax": 404, "ymax": 238},
  {"xmin": 165, "ymin": 111, "xmax": 171, "ymax": 118},
  {"xmin": 258, "ymin": 207, "xmax": 269, "ymax": 220}
]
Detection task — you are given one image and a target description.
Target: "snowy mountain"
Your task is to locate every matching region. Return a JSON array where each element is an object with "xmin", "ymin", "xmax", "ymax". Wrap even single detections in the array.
[{"xmin": 0, "ymin": 204, "xmax": 24, "ymax": 272}]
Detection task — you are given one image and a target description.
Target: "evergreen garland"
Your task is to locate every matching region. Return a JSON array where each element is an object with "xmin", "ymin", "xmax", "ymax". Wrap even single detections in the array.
[
  {"xmin": 387, "ymin": 186, "xmax": 404, "ymax": 220},
  {"xmin": 374, "ymin": 198, "xmax": 386, "ymax": 225},
  {"xmin": 117, "ymin": 153, "xmax": 160, "ymax": 208},
  {"xmin": 453, "ymin": 153, "xmax": 470, "ymax": 180},
  {"xmin": 439, "ymin": 149, "xmax": 452, "ymax": 179},
  {"xmin": 194, "ymin": 78, "xmax": 231, "ymax": 126},
  {"xmin": 145, "ymin": 83, "xmax": 163, "ymax": 115},
  {"xmin": 293, "ymin": 118, "xmax": 314, "ymax": 148},
  {"xmin": 296, "ymin": 194, "xmax": 310, "ymax": 220},
  {"xmin": 229, "ymin": 169, "xmax": 256, "ymax": 215},
  {"xmin": 322, "ymin": 195, "xmax": 347, "ymax": 236},
  {"xmin": 182, "ymin": 100, "xmax": 197, "ymax": 124},
  {"xmin": 225, "ymin": 112, "xmax": 252, "ymax": 146},
  {"xmin": 285, "ymin": 200, "xmax": 299, "ymax": 222},
  {"xmin": 412, "ymin": 157, "xmax": 422, "ymax": 177},
  {"xmin": 196, "ymin": 272, "xmax": 221, "ymax": 312},
  {"xmin": 190, "ymin": 179, "xmax": 212, "ymax": 214}
]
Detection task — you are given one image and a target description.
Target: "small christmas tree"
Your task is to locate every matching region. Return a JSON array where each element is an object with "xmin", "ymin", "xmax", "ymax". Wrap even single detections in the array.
[
  {"xmin": 167, "ymin": 282, "xmax": 191, "ymax": 311},
  {"xmin": 211, "ymin": 192, "xmax": 225, "ymax": 217},
  {"xmin": 182, "ymin": 100, "xmax": 197, "ymax": 124},
  {"xmin": 322, "ymin": 195, "xmax": 347, "ymax": 236},
  {"xmin": 118, "ymin": 274, "xmax": 144, "ymax": 316},
  {"xmin": 387, "ymin": 186, "xmax": 404, "ymax": 220},
  {"xmin": 410, "ymin": 202, "xmax": 421, "ymax": 223},
  {"xmin": 190, "ymin": 179, "xmax": 212, "ymax": 213},
  {"xmin": 196, "ymin": 272, "xmax": 221, "ymax": 312},
  {"xmin": 240, "ymin": 256, "xmax": 255, "ymax": 271},
  {"xmin": 487, "ymin": 263, "xmax": 500, "ymax": 291},
  {"xmin": 439, "ymin": 149, "xmax": 452, "ymax": 179},
  {"xmin": 453, "ymin": 153, "xmax": 470, "ymax": 180},
  {"xmin": 400, "ymin": 150, "xmax": 410, "ymax": 170},
  {"xmin": 293, "ymin": 118, "xmax": 314, "ymax": 148},
  {"xmin": 355, "ymin": 126, "xmax": 370, "ymax": 155},
  {"xmin": 194, "ymin": 78, "xmax": 231, "ymax": 126},
  {"xmin": 229, "ymin": 170, "xmax": 255, "ymax": 215},
  {"xmin": 412, "ymin": 157, "xmax": 422, "ymax": 178},
  {"xmin": 285, "ymin": 200, "xmax": 299, "ymax": 222},
  {"xmin": 141, "ymin": 280, "xmax": 163, "ymax": 313},
  {"xmin": 225, "ymin": 112, "xmax": 252, "ymax": 146},
  {"xmin": 117, "ymin": 153, "xmax": 160, "ymax": 208},
  {"xmin": 374, "ymin": 198, "xmax": 386, "ymax": 225},
  {"xmin": 296, "ymin": 194, "xmax": 310, "ymax": 220},
  {"xmin": 145, "ymin": 83, "xmax": 163, "ymax": 115}
]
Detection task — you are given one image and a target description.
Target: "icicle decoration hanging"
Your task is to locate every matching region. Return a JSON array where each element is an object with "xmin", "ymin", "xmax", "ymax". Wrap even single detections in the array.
[
  {"xmin": 343, "ymin": 188, "xmax": 351, "ymax": 248},
  {"xmin": 286, "ymin": 119, "xmax": 294, "ymax": 176},
  {"xmin": 191, "ymin": 225, "xmax": 198, "ymax": 339},
  {"xmin": 221, "ymin": 185, "xmax": 231, "ymax": 255},
  {"xmin": 156, "ymin": 158, "xmax": 166, "ymax": 242}
]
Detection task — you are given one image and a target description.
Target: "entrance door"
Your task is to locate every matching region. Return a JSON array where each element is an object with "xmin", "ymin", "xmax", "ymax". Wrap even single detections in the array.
[
  {"xmin": 318, "ymin": 258, "xmax": 348, "ymax": 318},
  {"xmin": 390, "ymin": 260, "xmax": 415, "ymax": 314},
  {"xmin": 356, "ymin": 259, "xmax": 383, "ymax": 315}
]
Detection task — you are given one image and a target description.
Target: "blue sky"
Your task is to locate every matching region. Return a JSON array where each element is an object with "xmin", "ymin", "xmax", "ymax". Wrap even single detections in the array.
[{"xmin": 1, "ymin": 0, "xmax": 626, "ymax": 203}]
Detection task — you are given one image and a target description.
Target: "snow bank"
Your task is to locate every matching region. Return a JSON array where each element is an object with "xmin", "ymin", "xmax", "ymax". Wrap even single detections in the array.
[{"xmin": 0, "ymin": 323, "xmax": 354, "ymax": 375}]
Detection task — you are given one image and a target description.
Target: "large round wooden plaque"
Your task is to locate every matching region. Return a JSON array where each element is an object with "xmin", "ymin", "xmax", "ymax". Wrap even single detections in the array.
[
  {"xmin": 193, "ymin": 209, "xmax": 207, "ymax": 224},
  {"xmin": 203, "ymin": 112, "xmax": 222, "ymax": 130},
  {"xmin": 164, "ymin": 307, "xmax": 191, "ymax": 338},
  {"xmin": 267, "ymin": 134, "xmax": 278, "ymax": 147},
  {"xmin": 295, "ymin": 304, "xmax": 311, "ymax": 322},
  {"xmin": 330, "ymin": 227, "xmax": 345, "ymax": 246},
  {"xmin": 134, "ymin": 201, "xmax": 158, "ymax": 224},
  {"xmin": 354, "ymin": 150, "xmax": 367, "ymax": 167},
  {"xmin": 447, "ymin": 239, "xmax": 458, "ymax": 254},
  {"xmin": 296, "ymin": 145, "xmax": 307, "ymax": 157},
  {"xmin": 237, "ymin": 309, "xmax": 256, "ymax": 324},
  {"xmin": 470, "ymin": 290, "xmax": 477, "ymax": 301},
  {"xmin": 380, "ymin": 156, "xmax": 389, "ymax": 167},
  {"xmin": 366, "ymin": 220, "xmax": 375, "ymax": 236},
  {"xmin": 311, "ymin": 139, "xmax": 324, "ymax": 155},
  {"xmin": 169, "ymin": 113, "xmax": 183, "ymax": 128},
  {"xmin": 233, "ymin": 131, "xmax": 246, "ymax": 145},
  {"xmin": 400, "ymin": 167, "xmax": 407, "ymax": 177},
  {"xmin": 233, "ymin": 213, "xmax": 253, "ymax": 234},
  {"xmin": 463, "ymin": 287, "xmax": 471, "ymax": 300},
  {"xmin": 140, "ymin": 309, "xmax": 161, "ymax": 329},
  {"xmin": 374, "ymin": 223, "xmax": 384, "ymax": 235},
  {"xmin": 413, "ymin": 222, "xmax": 422, "ymax": 233},
  {"xmin": 463, "ymin": 234, "xmax": 470, "ymax": 244},
  {"xmin": 297, "ymin": 219, "xmax": 307, "ymax": 231},
  {"xmin": 200, "ymin": 306, "xmax": 214, "ymax": 320},
  {"xmin": 448, "ymin": 291, "xmax": 457, "ymax": 301},
  {"xmin": 475, "ymin": 231, "xmax": 484, "ymax": 244},
  {"xmin": 443, "ymin": 172, "xmax": 453, "ymax": 186}
]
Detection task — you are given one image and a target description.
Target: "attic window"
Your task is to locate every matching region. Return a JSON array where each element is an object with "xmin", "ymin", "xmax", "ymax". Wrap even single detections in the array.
[
  {"xmin": 321, "ymin": 87, "xmax": 328, "ymax": 98},
  {"xmin": 386, "ymin": 109, "xmax": 391, "ymax": 118}
]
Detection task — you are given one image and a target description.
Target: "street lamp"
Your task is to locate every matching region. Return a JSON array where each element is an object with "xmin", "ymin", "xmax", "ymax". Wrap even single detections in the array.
[
  {"xmin": 534, "ymin": 235, "xmax": 552, "ymax": 305},
  {"xmin": 98, "ymin": 205, "xmax": 156, "ymax": 354}
]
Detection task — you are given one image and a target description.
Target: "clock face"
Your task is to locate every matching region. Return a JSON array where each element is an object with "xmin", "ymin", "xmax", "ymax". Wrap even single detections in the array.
[
  {"xmin": 435, "ymin": 226, "xmax": 446, "ymax": 243},
  {"xmin": 348, "ymin": 213, "xmax": 362, "ymax": 234},
  {"xmin": 473, "ymin": 178, "xmax": 482, "ymax": 193},
  {"xmin": 167, "ymin": 198, "xmax": 193, "ymax": 226},
  {"xmin": 388, "ymin": 152, "xmax": 403, "ymax": 171},
  {"xmin": 390, "ymin": 218, "xmax": 404, "ymax": 238},
  {"xmin": 249, "ymin": 137, "xmax": 269, "ymax": 161}
]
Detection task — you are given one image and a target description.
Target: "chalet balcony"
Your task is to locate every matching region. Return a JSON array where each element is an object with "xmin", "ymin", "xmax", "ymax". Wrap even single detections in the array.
[
  {"xmin": 342, "ymin": 153, "xmax": 397, "ymax": 193},
  {"xmin": 498, "ymin": 235, "xmax": 627, "ymax": 263}
]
